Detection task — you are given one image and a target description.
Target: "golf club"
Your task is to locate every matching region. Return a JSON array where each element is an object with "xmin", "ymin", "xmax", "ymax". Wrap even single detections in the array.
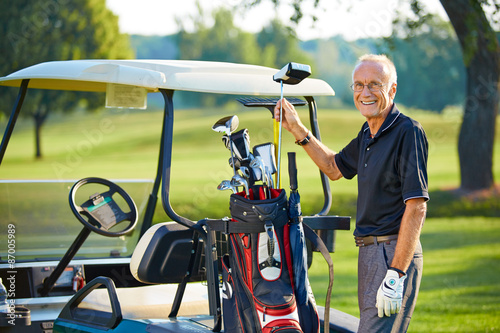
[
  {"xmin": 231, "ymin": 174, "xmax": 250, "ymax": 198},
  {"xmin": 265, "ymin": 166, "xmax": 274, "ymax": 190},
  {"xmin": 249, "ymin": 154, "xmax": 263, "ymax": 180},
  {"xmin": 250, "ymin": 155, "xmax": 271, "ymax": 199},
  {"xmin": 212, "ymin": 115, "xmax": 239, "ymax": 176},
  {"xmin": 228, "ymin": 128, "xmax": 251, "ymax": 161},
  {"xmin": 217, "ymin": 179, "xmax": 237, "ymax": 194},
  {"xmin": 273, "ymin": 63, "xmax": 311, "ymax": 188},
  {"xmin": 228, "ymin": 157, "xmax": 242, "ymax": 170},
  {"xmin": 239, "ymin": 166, "xmax": 251, "ymax": 180},
  {"xmin": 253, "ymin": 143, "xmax": 277, "ymax": 175}
]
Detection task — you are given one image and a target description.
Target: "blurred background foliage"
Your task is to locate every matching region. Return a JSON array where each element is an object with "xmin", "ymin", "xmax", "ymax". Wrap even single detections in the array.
[
  {"xmin": 0, "ymin": 1, "xmax": 472, "ymax": 113},
  {"xmin": 0, "ymin": 0, "xmax": 498, "ymax": 193},
  {"xmin": 0, "ymin": 0, "xmax": 133, "ymax": 157}
]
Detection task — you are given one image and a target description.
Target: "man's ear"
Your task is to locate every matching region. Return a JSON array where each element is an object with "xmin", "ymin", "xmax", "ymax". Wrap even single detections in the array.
[{"xmin": 389, "ymin": 83, "xmax": 397, "ymax": 99}]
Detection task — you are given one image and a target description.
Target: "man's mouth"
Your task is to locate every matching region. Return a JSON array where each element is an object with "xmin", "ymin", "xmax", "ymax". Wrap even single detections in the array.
[{"xmin": 361, "ymin": 101, "xmax": 376, "ymax": 105}]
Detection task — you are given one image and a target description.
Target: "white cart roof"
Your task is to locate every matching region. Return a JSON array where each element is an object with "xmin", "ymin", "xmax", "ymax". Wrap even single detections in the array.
[{"xmin": 0, "ymin": 59, "xmax": 335, "ymax": 96}]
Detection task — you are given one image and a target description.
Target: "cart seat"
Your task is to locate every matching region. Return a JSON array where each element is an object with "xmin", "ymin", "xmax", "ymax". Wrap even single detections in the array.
[
  {"xmin": 130, "ymin": 222, "xmax": 204, "ymax": 284},
  {"xmin": 79, "ymin": 222, "xmax": 209, "ymax": 319},
  {"xmin": 79, "ymin": 282, "xmax": 209, "ymax": 319}
]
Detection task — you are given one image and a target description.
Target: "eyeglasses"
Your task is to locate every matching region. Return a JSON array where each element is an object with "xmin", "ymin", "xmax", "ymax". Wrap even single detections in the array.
[{"xmin": 350, "ymin": 82, "xmax": 387, "ymax": 92}]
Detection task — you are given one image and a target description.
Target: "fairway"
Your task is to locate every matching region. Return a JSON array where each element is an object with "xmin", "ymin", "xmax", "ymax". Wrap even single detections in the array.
[
  {"xmin": 3, "ymin": 105, "xmax": 499, "ymax": 217},
  {"xmin": 311, "ymin": 217, "xmax": 500, "ymax": 332},
  {"xmin": 1, "ymin": 104, "xmax": 500, "ymax": 332}
]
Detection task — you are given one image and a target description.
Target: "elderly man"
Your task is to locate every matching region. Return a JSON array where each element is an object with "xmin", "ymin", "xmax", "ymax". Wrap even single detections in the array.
[{"xmin": 274, "ymin": 54, "xmax": 428, "ymax": 332}]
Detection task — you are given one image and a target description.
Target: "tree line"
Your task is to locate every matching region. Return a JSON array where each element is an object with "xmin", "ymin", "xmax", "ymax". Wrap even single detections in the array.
[
  {"xmin": 0, "ymin": 4, "xmax": 470, "ymax": 113},
  {"xmin": 131, "ymin": 7, "xmax": 467, "ymax": 112},
  {"xmin": 0, "ymin": 0, "xmax": 497, "ymax": 193}
]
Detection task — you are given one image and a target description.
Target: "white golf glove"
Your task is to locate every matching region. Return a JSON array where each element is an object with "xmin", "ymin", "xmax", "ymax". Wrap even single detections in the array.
[{"xmin": 376, "ymin": 269, "xmax": 406, "ymax": 318}]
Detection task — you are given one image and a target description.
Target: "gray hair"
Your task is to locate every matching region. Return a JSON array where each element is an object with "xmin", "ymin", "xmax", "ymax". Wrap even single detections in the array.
[{"xmin": 353, "ymin": 54, "xmax": 397, "ymax": 86}]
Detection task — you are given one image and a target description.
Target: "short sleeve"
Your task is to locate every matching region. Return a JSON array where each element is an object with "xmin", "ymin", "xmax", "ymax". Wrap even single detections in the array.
[
  {"xmin": 399, "ymin": 123, "xmax": 429, "ymax": 202},
  {"xmin": 335, "ymin": 135, "xmax": 360, "ymax": 180}
]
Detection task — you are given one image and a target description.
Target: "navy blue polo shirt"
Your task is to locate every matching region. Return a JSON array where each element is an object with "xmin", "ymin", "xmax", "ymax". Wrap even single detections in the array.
[{"xmin": 334, "ymin": 104, "xmax": 429, "ymax": 237}]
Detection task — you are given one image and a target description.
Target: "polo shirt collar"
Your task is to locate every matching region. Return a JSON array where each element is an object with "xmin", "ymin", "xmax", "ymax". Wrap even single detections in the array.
[{"xmin": 362, "ymin": 103, "xmax": 401, "ymax": 139}]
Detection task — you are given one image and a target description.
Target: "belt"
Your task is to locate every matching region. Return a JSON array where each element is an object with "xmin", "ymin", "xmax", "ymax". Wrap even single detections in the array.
[{"xmin": 355, "ymin": 234, "xmax": 398, "ymax": 247}]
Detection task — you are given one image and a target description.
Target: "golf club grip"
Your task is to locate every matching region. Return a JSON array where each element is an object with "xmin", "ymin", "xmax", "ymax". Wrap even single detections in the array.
[{"xmin": 288, "ymin": 152, "xmax": 298, "ymax": 191}]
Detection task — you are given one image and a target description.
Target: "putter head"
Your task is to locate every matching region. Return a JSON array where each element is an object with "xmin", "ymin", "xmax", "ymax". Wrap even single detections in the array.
[
  {"xmin": 212, "ymin": 115, "xmax": 239, "ymax": 135},
  {"xmin": 273, "ymin": 62, "xmax": 311, "ymax": 85}
]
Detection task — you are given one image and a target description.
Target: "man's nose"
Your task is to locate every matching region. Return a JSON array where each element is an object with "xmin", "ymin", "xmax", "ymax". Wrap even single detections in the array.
[{"xmin": 361, "ymin": 85, "xmax": 372, "ymax": 95}]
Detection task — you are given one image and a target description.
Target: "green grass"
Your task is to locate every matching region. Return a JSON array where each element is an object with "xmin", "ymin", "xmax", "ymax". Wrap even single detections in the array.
[
  {"xmin": 1, "ymin": 105, "xmax": 500, "ymax": 332},
  {"xmin": 312, "ymin": 217, "xmax": 500, "ymax": 333},
  {"xmin": 3, "ymin": 105, "xmax": 499, "ymax": 218}
]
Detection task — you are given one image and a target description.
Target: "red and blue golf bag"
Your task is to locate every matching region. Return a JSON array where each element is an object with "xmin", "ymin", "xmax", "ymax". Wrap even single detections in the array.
[{"xmin": 220, "ymin": 187, "xmax": 320, "ymax": 333}]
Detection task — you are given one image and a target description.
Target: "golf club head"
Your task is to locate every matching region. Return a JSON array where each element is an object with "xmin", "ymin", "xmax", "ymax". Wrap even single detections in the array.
[
  {"xmin": 249, "ymin": 155, "xmax": 264, "ymax": 182},
  {"xmin": 212, "ymin": 115, "xmax": 239, "ymax": 135},
  {"xmin": 223, "ymin": 129, "xmax": 251, "ymax": 161},
  {"xmin": 222, "ymin": 135, "xmax": 243, "ymax": 160},
  {"xmin": 231, "ymin": 174, "xmax": 249, "ymax": 197},
  {"xmin": 228, "ymin": 157, "xmax": 242, "ymax": 170},
  {"xmin": 273, "ymin": 62, "xmax": 311, "ymax": 85},
  {"xmin": 217, "ymin": 180, "xmax": 237, "ymax": 193},
  {"xmin": 239, "ymin": 166, "xmax": 250, "ymax": 177},
  {"xmin": 253, "ymin": 143, "xmax": 277, "ymax": 175},
  {"xmin": 230, "ymin": 128, "xmax": 251, "ymax": 161},
  {"xmin": 214, "ymin": 115, "xmax": 240, "ymax": 176}
]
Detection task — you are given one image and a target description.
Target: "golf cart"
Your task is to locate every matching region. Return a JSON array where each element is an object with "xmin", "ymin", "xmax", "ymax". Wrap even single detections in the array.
[{"xmin": 0, "ymin": 60, "xmax": 359, "ymax": 332}]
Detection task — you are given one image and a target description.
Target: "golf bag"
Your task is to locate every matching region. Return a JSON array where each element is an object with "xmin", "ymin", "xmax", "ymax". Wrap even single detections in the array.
[{"xmin": 220, "ymin": 188, "xmax": 319, "ymax": 333}]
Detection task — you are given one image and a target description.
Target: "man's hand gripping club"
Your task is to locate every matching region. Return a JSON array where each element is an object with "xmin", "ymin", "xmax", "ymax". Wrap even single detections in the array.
[{"xmin": 274, "ymin": 98, "xmax": 309, "ymax": 140}]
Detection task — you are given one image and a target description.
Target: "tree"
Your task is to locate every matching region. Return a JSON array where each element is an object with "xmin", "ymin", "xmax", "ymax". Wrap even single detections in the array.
[
  {"xmin": 177, "ymin": 7, "xmax": 261, "ymax": 65},
  {"xmin": 244, "ymin": 0, "xmax": 499, "ymax": 193},
  {"xmin": 256, "ymin": 19, "xmax": 312, "ymax": 68},
  {"xmin": 176, "ymin": 6, "xmax": 312, "ymax": 106},
  {"xmin": 438, "ymin": 0, "xmax": 499, "ymax": 191},
  {"xmin": 176, "ymin": 7, "xmax": 261, "ymax": 106},
  {"xmin": 384, "ymin": 15, "xmax": 466, "ymax": 112},
  {"xmin": 0, "ymin": 0, "xmax": 133, "ymax": 158}
]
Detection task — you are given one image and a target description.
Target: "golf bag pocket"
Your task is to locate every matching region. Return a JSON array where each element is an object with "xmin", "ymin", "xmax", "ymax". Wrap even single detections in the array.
[
  {"xmin": 262, "ymin": 319, "xmax": 303, "ymax": 333},
  {"xmin": 222, "ymin": 254, "xmax": 243, "ymax": 332}
]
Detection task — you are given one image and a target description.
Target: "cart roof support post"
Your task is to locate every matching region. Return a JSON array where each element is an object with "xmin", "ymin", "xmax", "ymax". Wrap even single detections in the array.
[
  {"xmin": 159, "ymin": 89, "xmax": 195, "ymax": 228},
  {"xmin": 0, "ymin": 79, "xmax": 29, "ymax": 165}
]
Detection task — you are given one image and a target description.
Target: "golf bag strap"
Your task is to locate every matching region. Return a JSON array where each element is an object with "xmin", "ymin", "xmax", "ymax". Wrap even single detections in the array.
[
  {"xmin": 303, "ymin": 223, "xmax": 334, "ymax": 333},
  {"xmin": 206, "ymin": 219, "xmax": 265, "ymax": 234}
]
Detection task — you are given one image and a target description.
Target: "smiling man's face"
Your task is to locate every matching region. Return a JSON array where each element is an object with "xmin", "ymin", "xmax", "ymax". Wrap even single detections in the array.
[{"xmin": 352, "ymin": 60, "xmax": 397, "ymax": 121}]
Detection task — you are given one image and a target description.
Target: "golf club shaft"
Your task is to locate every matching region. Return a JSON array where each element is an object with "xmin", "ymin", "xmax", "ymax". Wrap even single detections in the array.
[
  {"xmin": 277, "ymin": 81, "xmax": 284, "ymax": 189},
  {"xmin": 228, "ymin": 134, "xmax": 237, "ymax": 176}
]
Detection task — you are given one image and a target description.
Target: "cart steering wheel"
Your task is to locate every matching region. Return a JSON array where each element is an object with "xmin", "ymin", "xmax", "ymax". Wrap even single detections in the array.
[{"xmin": 69, "ymin": 177, "xmax": 138, "ymax": 237}]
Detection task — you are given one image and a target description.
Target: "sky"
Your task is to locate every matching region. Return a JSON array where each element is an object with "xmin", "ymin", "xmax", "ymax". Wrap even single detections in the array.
[{"xmin": 106, "ymin": 0, "xmax": 449, "ymax": 41}]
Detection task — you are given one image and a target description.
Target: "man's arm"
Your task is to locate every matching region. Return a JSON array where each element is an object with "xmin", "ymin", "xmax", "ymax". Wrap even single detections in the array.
[
  {"xmin": 376, "ymin": 197, "xmax": 426, "ymax": 317},
  {"xmin": 274, "ymin": 98, "xmax": 343, "ymax": 181},
  {"xmin": 390, "ymin": 198, "xmax": 427, "ymax": 275}
]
